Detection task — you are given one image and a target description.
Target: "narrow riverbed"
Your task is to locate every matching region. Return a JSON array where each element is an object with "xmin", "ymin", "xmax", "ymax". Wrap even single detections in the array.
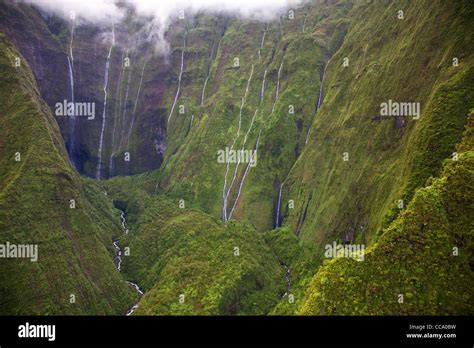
[{"xmin": 112, "ymin": 208, "xmax": 144, "ymax": 315}]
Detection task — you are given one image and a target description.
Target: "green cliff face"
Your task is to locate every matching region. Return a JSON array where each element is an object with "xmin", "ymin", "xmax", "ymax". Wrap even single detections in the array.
[
  {"xmin": 0, "ymin": 0, "xmax": 472, "ymax": 315},
  {"xmin": 0, "ymin": 33, "xmax": 137, "ymax": 314},
  {"xmin": 299, "ymin": 112, "xmax": 474, "ymax": 315}
]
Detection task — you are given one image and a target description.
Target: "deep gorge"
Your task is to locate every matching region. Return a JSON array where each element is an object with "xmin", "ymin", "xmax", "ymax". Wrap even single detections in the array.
[{"xmin": 0, "ymin": 0, "xmax": 473, "ymax": 316}]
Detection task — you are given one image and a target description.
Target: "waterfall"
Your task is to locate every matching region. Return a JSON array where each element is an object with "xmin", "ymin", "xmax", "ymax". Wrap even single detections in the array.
[
  {"xmin": 236, "ymin": 64, "xmax": 254, "ymax": 136},
  {"xmin": 272, "ymin": 61, "xmax": 283, "ymax": 113},
  {"xmin": 119, "ymin": 59, "xmax": 132, "ymax": 176},
  {"xmin": 275, "ymin": 183, "xmax": 283, "ymax": 228},
  {"xmin": 225, "ymin": 107, "xmax": 258, "ymax": 206},
  {"xmin": 201, "ymin": 74, "xmax": 210, "ymax": 106},
  {"xmin": 67, "ymin": 19, "xmax": 76, "ymax": 166},
  {"xmin": 120, "ymin": 64, "xmax": 132, "ymax": 138},
  {"xmin": 95, "ymin": 25, "xmax": 115, "ymax": 180},
  {"xmin": 126, "ymin": 50, "xmax": 150, "ymax": 147},
  {"xmin": 127, "ymin": 281, "xmax": 144, "ymax": 296},
  {"xmin": 67, "ymin": 57, "xmax": 75, "ymax": 112},
  {"xmin": 132, "ymin": 55, "xmax": 148, "ymax": 116},
  {"xmin": 120, "ymin": 210, "xmax": 129, "ymax": 234},
  {"xmin": 109, "ymin": 47, "xmax": 126, "ymax": 176},
  {"xmin": 225, "ymin": 62, "xmax": 269, "ymax": 219},
  {"xmin": 190, "ymin": 114, "xmax": 194, "ymax": 128},
  {"xmin": 228, "ymin": 129, "xmax": 262, "ymax": 220},
  {"xmin": 108, "ymin": 199, "xmax": 143, "ymax": 315},
  {"xmin": 167, "ymin": 31, "xmax": 186, "ymax": 125},
  {"xmin": 257, "ymin": 24, "xmax": 267, "ymax": 60},
  {"xmin": 316, "ymin": 63, "xmax": 329, "ymax": 110},
  {"xmin": 305, "ymin": 61, "xmax": 329, "ymax": 145},
  {"xmin": 302, "ymin": 16, "xmax": 307, "ymax": 32},
  {"xmin": 260, "ymin": 69, "xmax": 267, "ymax": 103},
  {"xmin": 227, "ymin": 68, "xmax": 265, "ymax": 198},
  {"xmin": 113, "ymin": 240, "xmax": 122, "ymax": 271},
  {"xmin": 280, "ymin": 262, "xmax": 292, "ymax": 296},
  {"xmin": 222, "ymin": 64, "xmax": 254, "ymax": 221},
  {"xmin": 201, "ymin": 34, "xmax": 217, "ymax": 106}
]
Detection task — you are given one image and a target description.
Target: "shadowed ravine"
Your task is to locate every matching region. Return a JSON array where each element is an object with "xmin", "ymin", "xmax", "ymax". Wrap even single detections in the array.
[{"xmin": 111, "ymin": 203, "xmax": 144, "ymax": 315}]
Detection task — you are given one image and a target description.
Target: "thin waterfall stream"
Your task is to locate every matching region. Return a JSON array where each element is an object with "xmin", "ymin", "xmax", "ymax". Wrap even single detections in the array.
[
  {"xmin": 167, "ymin": 31, "xmax": 186, "ymax": 125},
  {"xmin": 305, "ymin": 60, "xmax": 329, "ymax": 145},
  {"xmin": 110, "ymin": 206, "xmax": 144, "ymax": 316},
  {"xmin": 96, "ymin": 25, "xmax": 115, "ymax": 180}
]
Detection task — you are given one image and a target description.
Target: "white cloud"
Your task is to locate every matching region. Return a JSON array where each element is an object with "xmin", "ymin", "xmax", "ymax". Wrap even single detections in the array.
[
  {"xmin": 25, "ymin": 0, "xmax": 304, "ymax": 54},
  {"xmin": 26, "ymin": 0, "xmax": 123, "ymax": 24}
]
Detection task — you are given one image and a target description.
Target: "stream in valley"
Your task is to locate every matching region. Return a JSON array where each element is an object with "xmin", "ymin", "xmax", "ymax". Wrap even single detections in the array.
[{"xmin": 112, "ymin": 208, "xmax": 144, "ymax": 316}]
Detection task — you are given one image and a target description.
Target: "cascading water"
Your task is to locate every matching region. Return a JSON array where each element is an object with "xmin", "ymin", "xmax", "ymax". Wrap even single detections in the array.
[
  {"xmin": 126, "ymin": 52, "xmax": 149, "ymax": 148},
  {"xmin": 257, "ymin": 24, "xmax": 267, "ymax": 60},
  {"xmin": 95, "ymin": 25, "xmax": 115, "ymax": 180},
  {"xmin": 109, "ymin": 47, "xmax": 127, "ymax": 176},
  {"xmin": 226, "ymin": 66, "xmax": 268, "ymax": 219},
  {"xmin": 67, "ymin": 57, "xmax": 75, "ymax": 129},
  {"xmin": 228, "ymin": 129, "xmax": 262, "ymax": 219},
  {"xmin": 201, "ymin": 35, "xmax": 219, "ymax": 106},
  {"xmin": 305, "ymin": 61, "xmax": 329, "ymax": 145},
  {"xmin": 120, "ymin": 210, "xmax": 129, "ymax": 234},
  {"xmin": 126, "ymin": 279, "xmax": 144, "ymax": 315},
  {"xmin": 113, "ymin": 240, "xmax": 122, "ymax": 271},
  {"xmin": 280, "ymin": 260, "xmax": 292, "ymax": 296},
  {"xmin": 225, "ymin": 107, "xmax": 258, "ymax": 208},
  {"xmin": 67, "ymin": 19, "xmax": 76, "ymax": 167},
  {"xmin": 278, "ymin": 17, "xmax": 284, "ymax": 40},
  {"xmin": 260, "ymin": 69, "xmax": 267, "ymax": 103},
  {"xmin": 167, "ymin": 31, "xmax": 186, "ymax": 125},
  {"xmin": 275, "ymin": 183, "xmax": 283, "ymax": 228},
  {"xmin": 109, "ymin": 204, "xmax": 144, "ymax": 316},
  {"xmin": 271, "ymin": 61, "xmax": 283, "ymax": 113},
  {"xmin": 222, "ymin": 64, "xmax": 254, "ymax": 221},
  {"xmin": 201, "ymin": 75, "xmax": 210, "ymax": 106},
  {"xmin": 302, "ymin": 16, "xmax": 307, "ymax": 32},
  {"xmin": 120, "ymin": 61, "xmax": 132, "ymax": 138},
  {"xmin": 201, "ymin": 65, "xmax": 210, "ymax": 105},
  {"xmin": 119, "ymin": 66, "xmax": 132, "ymax": 175}
]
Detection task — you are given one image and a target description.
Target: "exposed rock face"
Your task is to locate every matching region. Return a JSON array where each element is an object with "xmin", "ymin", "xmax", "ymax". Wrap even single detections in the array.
[{"xmin": 0, "ymin": 1, "xmax": 172, "ymax": 178}]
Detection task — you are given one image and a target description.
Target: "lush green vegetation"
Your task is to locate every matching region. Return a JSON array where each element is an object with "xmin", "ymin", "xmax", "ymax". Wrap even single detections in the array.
[
  {"xmin": 0, "ymin": 0, "xmax": 473, "ymax": 315},
  {"xmin": 0, "ymin": 33, "xmax": 137, "ymax": 314},
  {"xmin": 300, "ymin": 113, "xmax": 474, "ymax": 314},
  {"xmin": 102, "ymin": 176, "xmax": 286, "ymax": 315}
]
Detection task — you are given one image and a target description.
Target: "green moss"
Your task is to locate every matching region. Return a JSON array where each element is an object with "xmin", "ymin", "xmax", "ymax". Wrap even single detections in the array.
[
  {"xmin": 0, "ymin": 33, "xmax": 137, "ymax": 315},
  {"xmin": 112, "ymin": 195, "xmax": 285, "ymax": 315},
  {"xmin": 299, "ymin": 113, "xmax": 474, "ymax": 315}
]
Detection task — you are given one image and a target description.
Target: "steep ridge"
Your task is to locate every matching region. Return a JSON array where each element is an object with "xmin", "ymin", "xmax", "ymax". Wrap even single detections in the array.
[
  {"xmin": 283, "ymin": 0, "xmax": 474, "ymax": 247},
  {"xmin": 0, "ymin": 1, "xmax": 167, "ymax": 177},
  {"xmin": 299, "ymin": 112, "xmax": 474, "ymax": 314},
  {"xmin": 0, "ymin": 33, "xmax": 137, "ymax": 314},
  {"xmin": 158, "ymin": 2, "xmax": 353, "ymax": 232},
  {"xmin": 103, "ymin": 176, "xmax": 285, "ymax": 315}
]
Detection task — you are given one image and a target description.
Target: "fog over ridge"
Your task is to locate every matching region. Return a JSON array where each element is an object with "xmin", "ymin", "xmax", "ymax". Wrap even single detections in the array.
[{"xmin": 26, "ymin": 0, "xmax": 305, "ymax": 54}]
